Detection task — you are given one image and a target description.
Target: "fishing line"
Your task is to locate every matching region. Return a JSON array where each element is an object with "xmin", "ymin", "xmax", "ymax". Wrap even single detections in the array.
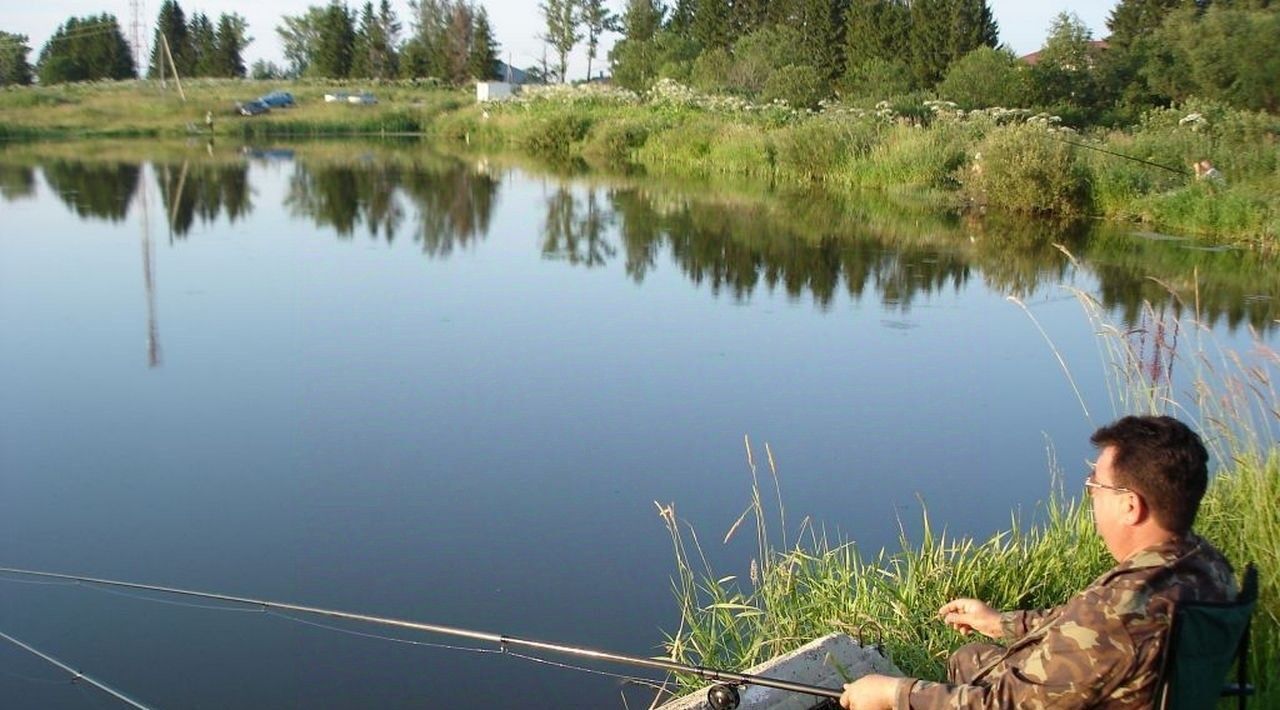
[
  {"xmin": 266, "ymin": 610, "xmax": 502, "ymax": 655},
  {"xmin": 0, "ymin": 573, "xmax": 80, "ymax": 587},
  {"xmin": 268, "ymin": 611, "xmax": 669, "ymax": 692},
  {"xmin": 502, "ymin": 650, "xmax": 669, "ymax": 692},
  {"xmin": 90, "ymin": 584, "xmax": 267, "ymax": 614}
]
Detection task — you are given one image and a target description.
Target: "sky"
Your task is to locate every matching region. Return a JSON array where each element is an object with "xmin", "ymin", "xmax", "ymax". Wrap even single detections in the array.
[{"xmin": 8, "ymin": 1, "xmax": 1120, "ymax": 78}]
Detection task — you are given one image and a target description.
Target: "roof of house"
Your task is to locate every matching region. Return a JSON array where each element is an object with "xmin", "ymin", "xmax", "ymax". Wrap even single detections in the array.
[{"xmin": 1020, "ymin": 39, "xmax": 1110, "ymax": 66}]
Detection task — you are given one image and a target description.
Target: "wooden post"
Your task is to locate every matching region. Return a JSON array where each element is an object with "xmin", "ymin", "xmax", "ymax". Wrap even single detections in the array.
[{"xmin": 161, "ymin": 34, "xmax": 186, "ymax": 102}]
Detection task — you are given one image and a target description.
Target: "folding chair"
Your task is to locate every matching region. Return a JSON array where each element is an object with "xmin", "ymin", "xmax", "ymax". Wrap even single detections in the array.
[{"xmin": 1156, "ymin": 564, "xmax": 1258, "ymax": 710}]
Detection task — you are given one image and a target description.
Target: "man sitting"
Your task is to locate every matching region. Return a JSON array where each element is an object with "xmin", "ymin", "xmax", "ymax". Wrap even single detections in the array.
[{"xmin": 841, "ymin": 415, "xmax": 1237, "ymax": 709}]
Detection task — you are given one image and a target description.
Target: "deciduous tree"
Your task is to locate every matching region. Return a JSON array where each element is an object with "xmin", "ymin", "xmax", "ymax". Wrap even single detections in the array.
[
  {"xmin": 541, "ymin": 0, "xmax": 580, "ymax": 82},
  {"xmin": 580, "ymin": 0, "xmax": 617, "ymax": 81}
]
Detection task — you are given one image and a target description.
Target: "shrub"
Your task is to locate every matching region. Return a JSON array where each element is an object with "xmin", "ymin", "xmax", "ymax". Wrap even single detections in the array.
[
  {"xmin": 691, "ymin": 49, "xmax": 734, "ymax": 94},
  {"xmin": 761, "ymin": 64, "xmax": 826, "ymax": 110},
  {"xmin": 521, "ymin": 113, "xmax": 593, "ymax": 159},
  {"xmin": 937, "ymin": 47, "xmax": 1030, "ymax": 110},
  {"xmin": 583, "ymin": 117, "xmax": 652, "ymax": 165},
  {"xmin": 962, "ymin": 124, "xmax": 1091, "ymax": 214},
  {"xmin": 841, "ymin": 58, "xmax": 913, "ymax": 100},
  {"xmin": 773, "ymin": 119, "xmax": 849, "ymax": 180}
]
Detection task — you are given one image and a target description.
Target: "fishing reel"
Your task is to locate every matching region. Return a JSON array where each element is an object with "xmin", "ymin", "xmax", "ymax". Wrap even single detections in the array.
[{"xmin": 706, "ymin": 683, "xmax": 741, "ymax": 710}]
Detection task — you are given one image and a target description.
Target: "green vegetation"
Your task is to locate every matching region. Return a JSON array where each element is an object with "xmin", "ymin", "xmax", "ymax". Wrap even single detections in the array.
[
  {"xmin": 35, "ymin": 15, "xmax": 135, "ymax": 85},
  {"xmin": 436, "ymin": 83, "xmax": 1280, "ymax": 244},
  {"xmin": 658, "ymin": 299, "xmax": 1279, "ymax": 704},
  {"xmin": 0, "ymin": 32, "xmax": 34, "ymax": 87},
  {"xmin": 147, "ymin": 1, "xmax": 250, "ymax": 80},
  {"xmin": 0, "ymin": 80, "xmax": 467, "ymax": 138}
]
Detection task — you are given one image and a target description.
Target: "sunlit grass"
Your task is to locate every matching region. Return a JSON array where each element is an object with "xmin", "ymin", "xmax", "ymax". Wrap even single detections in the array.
[{"xmin": 658, "ymin": 298, "xmax": 1278, "ymax": 704}]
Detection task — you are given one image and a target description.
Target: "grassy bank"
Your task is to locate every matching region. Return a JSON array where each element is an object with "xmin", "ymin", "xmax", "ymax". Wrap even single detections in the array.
[
  {"xmin": 436, "ymin": 82, "xmax": 1280, "ymax": 247},
  {"xmin": 0, "ymin": 79, "xmax": 467, "ymax": 138},
  {"xmin": 658, "ymin": 301, "xmax": 1278, "ymax": 703},
  {"xmin": 3, "ymin": 79, "xmax": 1278, "ymax": 244}
]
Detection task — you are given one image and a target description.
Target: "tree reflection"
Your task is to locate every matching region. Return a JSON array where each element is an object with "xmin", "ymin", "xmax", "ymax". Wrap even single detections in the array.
[
  {"xmin": 541, "ymin": 187, "xmax": 616, "ymax": 267},
  {"xmin": 401, "ymin": 163, "xmax": 497, "ymax": 257},
  {"xmin": 285, "ymin": 160, "xmax": 496, "ymax": 256},
  {"xmin": 0, "ymin": 164, "xmax": 35, "ymax": 201},
  {"xmin": 156, "ymin": 161, "xmax": 253, "ymax": 238},
  {"xmin": 42, "ymin": 160, "xmax": 140, "ymax": 221}
]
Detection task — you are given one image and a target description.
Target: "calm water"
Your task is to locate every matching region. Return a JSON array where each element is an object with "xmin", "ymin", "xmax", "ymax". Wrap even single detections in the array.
[{"xmin": 0, "ymin": 142, "xmax": 1275, "ymax": 708}]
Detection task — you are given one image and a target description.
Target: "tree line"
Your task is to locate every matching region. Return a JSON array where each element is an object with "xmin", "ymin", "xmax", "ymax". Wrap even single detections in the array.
[
  {"xmin": 147, "ymin": 0, "xmax": 251, "ymax": 79},
  {"xmin": 0, "ymin": 3, "xmax": 249, "ymax": 86},
  {"xmin": 603, "ymin": 0, "xmax": 1279, "ymax": 119},
  {"xmin": 276, "ymin": 0, "xmax": 500, "ymax": 83}
]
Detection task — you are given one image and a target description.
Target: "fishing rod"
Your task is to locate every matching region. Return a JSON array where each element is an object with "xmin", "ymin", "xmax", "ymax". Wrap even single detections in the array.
[
  {"xmin": 0, "ymin": 628, "xmax": 153, "ymax": 709},
  {"xmin": 0, "ymin": 566, "xmax": 843, "ymax": 709},
  {"xmin": 1051, "ymin": 136, "xmax": 1191, "ymax": 176}
]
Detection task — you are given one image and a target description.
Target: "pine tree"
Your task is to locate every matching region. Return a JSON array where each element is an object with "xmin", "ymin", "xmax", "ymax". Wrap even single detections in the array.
[
  {"xmin": 188, "ymin": 12, "xmax": 218, "ymax": 76},
  {"xmin": 948, "ymin": 0, "xmax": 999, "ymax": 60},
  {"xmin": 540, "ymin": 0, "xmax": 580, "ymax": 82},
  {"xmin": 581, "ymin": 0, "xmax": 617, "ymax": 81},
  {"xmin": 213, "ymin": 13, "xmax": 250, "ymax": 77},
  {"xmin": 909, "ymin": 0, "xmax": 997, "ymax": 86},
  {"xmin": 352, "ymin": 2, "xmax": 379, "ymax": 77},
  {"xmin": 0, "ymin": 32, "xmax": 34, "ymax": 86},
  {"xmin": 667, "ymin": 0, "xmax": 698, "ymax": 36},
  {"xmin": 733, "ymin": 0, "xmax": 770, "ymax": 34},
  {"xmin": 622, "ymin": 0, "xmax": 664, "ymax": 41},
  {"xmin": 468, "ymin": 6, "xmax": 499, "ymax": 79},
  {"xmin": 844, "ymin": 0, "xmax": 909, "ymax": 70},
  {"xmin": 377, "ymin": 0, "xmax": 402, "ymax": 78},
  {"xmin": 403, "ymin": 0, "xmax": 448, "ymax": 78},
  {"xmin": 148, "ymin": 0, "xmax": 193, "ymax": 77},
  {"xmin": 36, "ymin": 14, "xmax": 136, "ymax": 84},
  {"xmin": 1107, "ymin": 0, "xmax": 1187, "ymax": 48},
  {"xmin": 440, "ymin": 2, "xmax": 473, "ymax": 83},
  {"xmin": 312, "ymin": 2, "xmax": 357, "ymax": 78},
  {"xmin": 692, "ymin": 0, "xmax": 732, "ymax": 50},
  {"xmin": 794, "ymin": 0, "xmax": 846, "ymax": 81}
]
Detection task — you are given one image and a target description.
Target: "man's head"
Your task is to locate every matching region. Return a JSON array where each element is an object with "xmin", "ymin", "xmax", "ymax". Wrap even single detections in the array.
[{"xmin": 1087, "ymin": 416, "xmax": 1209, "ymax": 559}]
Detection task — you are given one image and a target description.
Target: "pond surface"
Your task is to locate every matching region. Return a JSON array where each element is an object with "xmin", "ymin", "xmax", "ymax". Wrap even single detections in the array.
[{"xmin": 0, "ymin": 141, "xmax": 1275, "ymax": 708}]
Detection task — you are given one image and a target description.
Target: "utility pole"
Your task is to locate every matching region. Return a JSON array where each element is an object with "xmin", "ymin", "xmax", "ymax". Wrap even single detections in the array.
[{"xmin": 160, "ymin": 33, "xmax": 186, "ymax": 102}]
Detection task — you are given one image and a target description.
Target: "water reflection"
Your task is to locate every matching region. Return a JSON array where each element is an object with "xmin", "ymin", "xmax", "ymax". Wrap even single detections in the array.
[
  {"xmin": 43, "ymin": 160, "xmax": 140, "ymax": 222},
  {"xmin": 156, "ymin": 161, "xmax": 253, "ymax": 238},
  {"xmin": 542, "ymin": 188, "xmax": 616, "ymax": 267},
  {"xmin": 284, "ymin": 159, "xmax": 498, "ymax": 256},
  {"xmin": 1, "ymin": 144, "xmax": 1275, "ymax": 332},
  {"xmin": 0, "ymin": 164, "xmax": 35, "ymax": 201}
]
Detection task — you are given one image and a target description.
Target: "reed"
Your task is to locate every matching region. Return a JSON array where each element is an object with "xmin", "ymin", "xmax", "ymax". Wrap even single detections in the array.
[{"xmin": 659, "ymin": 298, "xmax": 1278, "ymax": 703}]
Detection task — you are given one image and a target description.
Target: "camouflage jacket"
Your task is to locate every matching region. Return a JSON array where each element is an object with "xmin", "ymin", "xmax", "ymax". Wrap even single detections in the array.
[{"xmin": 898, "ymin": 535, "xmax": 1236, "ymax": 709}]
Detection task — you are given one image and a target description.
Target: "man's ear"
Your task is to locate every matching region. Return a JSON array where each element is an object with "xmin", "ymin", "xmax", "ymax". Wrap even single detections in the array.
[{"xmin": 1122, "ymin": 492, "xmax": 1146, "ymax": 526}]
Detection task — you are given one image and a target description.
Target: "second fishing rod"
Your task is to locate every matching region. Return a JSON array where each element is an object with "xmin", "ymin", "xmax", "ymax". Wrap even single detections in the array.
[{"xmin": 0, "ymin": 566, "xmax": 848, "ymax": 709}]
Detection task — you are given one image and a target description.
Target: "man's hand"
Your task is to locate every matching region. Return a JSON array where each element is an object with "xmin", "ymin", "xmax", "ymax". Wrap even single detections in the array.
[
  {"xmin": 938, "ymin": 598, "xmax": 1002, "ymax": 638},
  {"xmin": 839, "ymin": 674, "xmax": 899, "ymax": 710}
]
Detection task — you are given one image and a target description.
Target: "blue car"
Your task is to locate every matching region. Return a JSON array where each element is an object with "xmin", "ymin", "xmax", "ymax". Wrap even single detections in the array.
[{"xmin": 258, "ymin": 91, "xmax": 295, "ymax": 108}]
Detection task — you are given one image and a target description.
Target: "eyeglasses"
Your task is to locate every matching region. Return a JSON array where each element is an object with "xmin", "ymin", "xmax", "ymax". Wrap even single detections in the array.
[
  {"xmin": 1085, "ymin": 474, "xmax": 1134, "ymax": 495},
  {"xmin": 1084, "ymin": 461, "xmax": 1135, "ymax": 496}
]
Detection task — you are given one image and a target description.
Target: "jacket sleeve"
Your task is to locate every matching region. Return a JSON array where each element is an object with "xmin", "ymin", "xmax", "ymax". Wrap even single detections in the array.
[
  {"xmin": 901, "ymin": 602, "xmax": 1132, "ymax": 709},
  {"xmin": 1000, "ymin": 607, "xmax": 1060, "ymax": 640}
]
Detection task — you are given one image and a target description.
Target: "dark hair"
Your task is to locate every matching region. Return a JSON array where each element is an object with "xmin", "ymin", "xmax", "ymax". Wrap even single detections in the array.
[{"xmin": 1090, "ymin": 416, "xmax": 1208, "ymax": 534}]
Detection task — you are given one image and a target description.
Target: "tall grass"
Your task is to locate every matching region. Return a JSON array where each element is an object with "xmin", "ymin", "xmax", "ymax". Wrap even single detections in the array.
[{"xmin": 658, "ymin": 297, "xmax": 1278, "ymax": 703}]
